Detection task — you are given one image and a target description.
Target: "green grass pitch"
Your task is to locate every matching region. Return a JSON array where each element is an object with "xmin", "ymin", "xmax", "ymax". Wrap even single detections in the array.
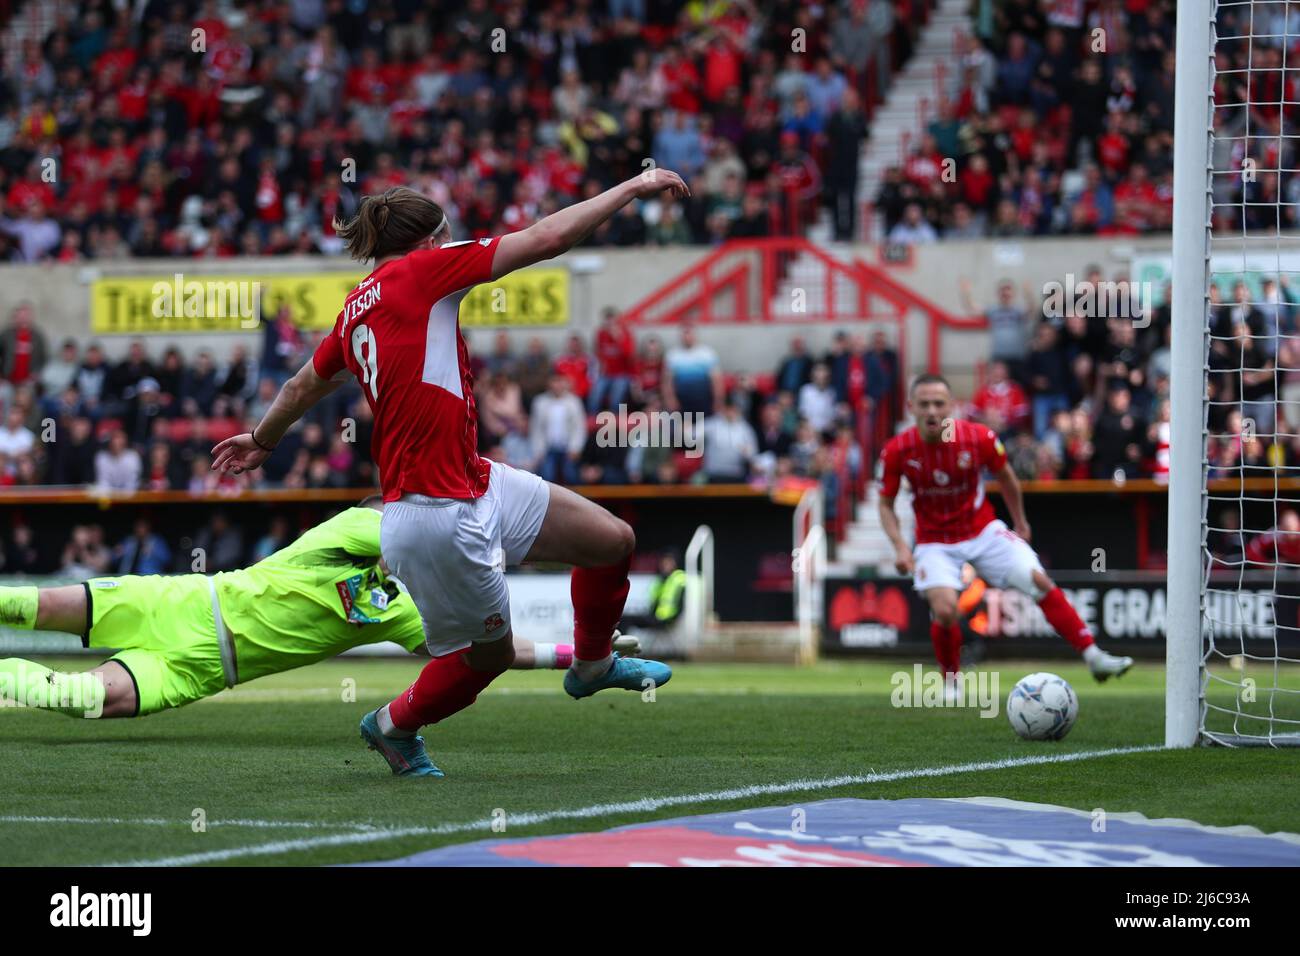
[{"xmin": 1, "ymin": 657, "xmax": 1296, "ymax": 866}]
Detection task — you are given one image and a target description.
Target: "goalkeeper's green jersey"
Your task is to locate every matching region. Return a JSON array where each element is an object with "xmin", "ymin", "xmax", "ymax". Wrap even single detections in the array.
[{"xmin": 213, "ymin": 507, "xmax": 426, "ymax": 683}]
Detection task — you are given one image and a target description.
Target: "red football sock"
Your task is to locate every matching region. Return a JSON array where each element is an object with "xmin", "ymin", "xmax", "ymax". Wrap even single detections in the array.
[
  {"xmin": 387, "ymin": 648, "xmax": 502, "ymax": 731},
  {"xmin": 946, "ymin": 622, "xmax": 964, "ymax": 672},
  {"xmin": 571, "ymin": 555, "xmax": 631, "ymax": 661},
  {"xmin": 1038, "ymin": 587, "xmax": 1095, "ymax": 652},
  {"xmin": 930, "ymin": 621, "xmax": 962, "ymax": 674}
]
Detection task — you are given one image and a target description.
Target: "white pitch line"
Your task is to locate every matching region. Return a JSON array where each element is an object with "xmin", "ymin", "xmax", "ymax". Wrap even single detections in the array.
[
  {"xmin": 489, "ymin": 687, "xmax": 767, "ymax": 696},
  {"xmin": 0, "ymin": 815, "xmax": 366, "ymax": 830},
  {"xmin": 206, "ymin": 688, "xmax": 340, "ymax": 702},
  {"xmin": 110, "ymin": 743, "xmax": 1165, "ymax": 867},
  {"xmin": 198, "ymin": 687, "xmax": 772, "ymax": 703}
]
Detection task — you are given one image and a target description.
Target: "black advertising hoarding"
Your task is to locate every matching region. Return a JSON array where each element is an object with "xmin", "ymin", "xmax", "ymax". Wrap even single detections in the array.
[{"xmin": 823, "ymin": 571, "xmax": 1300, "ymax": 657}]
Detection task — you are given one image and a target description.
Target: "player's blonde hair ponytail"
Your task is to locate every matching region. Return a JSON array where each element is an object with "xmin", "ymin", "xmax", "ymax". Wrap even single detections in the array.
[{"xmin": 334, "ymin": 186, "xmax": 448, "ymax": 262}]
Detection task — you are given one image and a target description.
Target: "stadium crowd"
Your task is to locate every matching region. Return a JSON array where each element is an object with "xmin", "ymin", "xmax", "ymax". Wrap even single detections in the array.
[
  {"xmin": 878, "ymin": 0, "xmax": 1189, "ymax": 243},
  {"xmin": 0, "ymin": 295, "xmax": 902, "ymax": 572},
  {"xmin": 960, "ymin": 266, "xmax": 1300, "ymax": 489},
  {"xmin": 5, "ymin": 0, "xmax": 1280, "ymax": 257},
  {"xmin": 0, "ymin": 298, "xmax": 896, "ymax": 497},
  {"xmin": 2, "ymin": 256, "xmax": 1295, "ymax": 494},
  {"xmin": 1, "ymin": 270, "xmax": 1295, "ymax": 570},
  {"xmin": 0, "ymin": 0, "xmax": 917, "ymax": 261}
]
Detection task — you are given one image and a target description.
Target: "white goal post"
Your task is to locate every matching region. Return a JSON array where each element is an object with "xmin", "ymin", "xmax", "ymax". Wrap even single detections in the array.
[
  {"xmin": 1169, "ymin": 0, "xmax": 1300, "ymax": 747},
  {"xmin": 1167, "ymin": 0, "xmax": 1214, "ymax": 747}
]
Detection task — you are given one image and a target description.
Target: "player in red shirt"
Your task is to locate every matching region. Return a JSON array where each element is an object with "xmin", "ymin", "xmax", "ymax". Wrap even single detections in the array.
[
  {"xmin": 212, "ymin": 171, "xmax": 690, "ymax": 777},
  {"xmin": 878, "ymin": 375, "xmax": 1133, "ymax": 689}
]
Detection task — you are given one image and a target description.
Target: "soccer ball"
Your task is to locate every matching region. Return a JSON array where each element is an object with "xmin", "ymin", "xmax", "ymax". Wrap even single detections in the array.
[{"xmin": 1006, "ymin": 672, "xmax": 1078, "ymax": 741}]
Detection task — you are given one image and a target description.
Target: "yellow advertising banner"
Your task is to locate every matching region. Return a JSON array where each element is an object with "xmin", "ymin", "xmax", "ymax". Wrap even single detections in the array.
[{"xmin": 89, "ymin": 268, "xmax": 570, "ymax": 334}]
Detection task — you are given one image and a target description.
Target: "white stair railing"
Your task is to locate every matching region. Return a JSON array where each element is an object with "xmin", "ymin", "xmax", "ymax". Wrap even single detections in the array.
[
  {"xmin": 792, "ymin": 487, "xmax": 827, "ymax": 662},
  {"xmin": 794, "ymin": 522, "xmax": 826, "ymax": 663},
  {"xmin": 682, "ymin": 524, "xmax": 714, "ymax": 649},
  {"xmin": 792, "ymin": 485, "xmax": 824, "ymax": 548}
]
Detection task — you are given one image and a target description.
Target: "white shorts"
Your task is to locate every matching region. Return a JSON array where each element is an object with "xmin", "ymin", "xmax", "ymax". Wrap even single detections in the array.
[
  {"xmin": 380, "ymin": 462, "xmax": 551, "ymax": 657},
  {"xmin": 912, "ymin": 520, "xmax": 1044, "ymax": 595}
]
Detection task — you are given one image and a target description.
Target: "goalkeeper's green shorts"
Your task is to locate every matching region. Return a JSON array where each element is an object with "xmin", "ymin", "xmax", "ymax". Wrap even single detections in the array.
[{"xmin": 84, "ymin": 575, "xmax": 228, "ymax": 716}]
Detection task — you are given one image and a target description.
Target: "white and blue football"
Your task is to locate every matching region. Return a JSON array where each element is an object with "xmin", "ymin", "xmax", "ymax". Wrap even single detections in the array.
[{"xmin": 1007, "ymin": 672, "xmax": 1078, "ymax": 741}]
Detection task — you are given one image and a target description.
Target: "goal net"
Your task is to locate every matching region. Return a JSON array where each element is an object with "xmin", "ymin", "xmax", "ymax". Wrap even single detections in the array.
[{"xmin": 1170, "ymin": 0, "xmax": 1300, "ymax": 746}]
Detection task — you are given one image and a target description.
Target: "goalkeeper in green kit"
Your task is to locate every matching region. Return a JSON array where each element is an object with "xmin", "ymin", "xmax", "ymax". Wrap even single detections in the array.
[{"xmin": 0, "ymin": 499, "xmax": 639, "ymax": 720}]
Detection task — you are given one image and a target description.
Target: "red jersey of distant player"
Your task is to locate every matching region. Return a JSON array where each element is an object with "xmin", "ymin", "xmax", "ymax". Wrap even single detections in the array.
[
  {"xmin": 878, "ymin": 418, "xmax": 1008, "ymax": 545},
  {"xmin": 313, "ymin": 237, "xmax": 501, "ymax": 502}
]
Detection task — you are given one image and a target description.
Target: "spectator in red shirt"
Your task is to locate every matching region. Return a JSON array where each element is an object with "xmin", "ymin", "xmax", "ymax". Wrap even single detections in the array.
[
  {"xmin": 7, "ymin": 174, "xmax": 55, "ymax": 213},
  {"xmin": 56, "ymin": 232, "xmax": 85, "ymax": 261},
  {"xmin": 904, "ymin": 133, "xmax": 947, "ymax": 188},
  {"xmin": 1009, "ymin": 108, "xmax": 1038, "ymax": 163},
  {"xmin": 1096, "ymin": 113, "xmax": 1130, "ymax": 180},
  {"xmin": 93, "ymin": 27, "xmax": 138, "ymax": 88},
  {"xmin": 254, "ymin": 156, "xmax": 284, "ymax": 224},
  {"xmin": 1113, "ymin": 162, "xmax": 1159, "ymax": 233},
  {"xmin": 1245, "ymin": 508, "xmax": 1300, "ymax": 567},
  {"xmin": 969, "ymin": 360, "xmax": 1030, "ymax": 437},
  {"xmin": 590, "ymin": 307, "xmax": 636, "ymax": 413},
  {"xmin": 117, "ymin": 65, "xmax": 151, "ymax": 123},
  {"xmin": 173, "ymin": 69, "xmax": 222, "ymax": 128},
  {"xmin": 658, "ymin": 43, "xmax": 701, "ymax": 114},
  {"xmin": 773, "ymin": 132, "xmax": 822, "ymax": 234},
  {"xmin": 702, "ymin": 33, "xmax": 743, "ymax": 105},
  {"xmin": 62, "ymin": 128, "xmax": 102, "ymax": 187},
  {"xmin": 1, "ymin": 302, "xmax": 47, "ymax": 385},
  {"xmin": 345, "ymin": 46, "xmax": 398, "ymax": 105},
  {"xmin": 554, "ymin": 333, "xmax": 594, "ymax": 402},
  {"xmin": 959, "ymin": 153, "xmax": 997, "ymax": 212}
]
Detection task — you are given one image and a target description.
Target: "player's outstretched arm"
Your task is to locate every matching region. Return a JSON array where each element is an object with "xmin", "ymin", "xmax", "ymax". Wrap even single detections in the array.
[
  {"xmin": 212, "ymin": 360, "xmax": 343, "ymax": 474},
  {"xmin": 490, "ymin": 169, "xmax": 690, "ymax": 280}
]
